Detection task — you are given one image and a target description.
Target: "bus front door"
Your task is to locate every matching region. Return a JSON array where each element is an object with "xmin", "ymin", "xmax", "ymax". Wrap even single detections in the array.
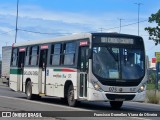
[
  {"xmin": 79, "ymin": 47, "xmax": 89, "ymax": 98},
  {"xmin": 39, "ymin": 49, "xmax": 48, "ymax": 95},
  {"xmin": 18, "ymin": 51, "xmax": 25, "ymax": 92}
]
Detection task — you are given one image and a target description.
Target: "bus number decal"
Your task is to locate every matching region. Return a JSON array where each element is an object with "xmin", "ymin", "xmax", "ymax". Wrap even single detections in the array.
[
  {"xmin": 24, "ymin": 71, "xmax": 38, "ymax": 76},
  {"xmin": 109, "ymin": 87, "xmax": 117, "ymax": 92},
  {"xmin": 130, "ymin": 88, "xmax": 136, "ymax": 92},
  {"xmin": 68, "ymin": 74, "xmax": 71, "ymax": 78}
]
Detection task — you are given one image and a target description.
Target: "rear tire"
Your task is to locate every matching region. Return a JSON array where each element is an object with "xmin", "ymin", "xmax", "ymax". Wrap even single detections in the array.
[
  {"xmin": 26, "ymin": 81, "xmax": 38, "ymax": 100},
  {"xmin": 67, "ymin": 84, "xmax": 77, "ymax": 107},
  {"xmin": 110, "ymin": 101, "xmax": 123, "ymax": 109}
]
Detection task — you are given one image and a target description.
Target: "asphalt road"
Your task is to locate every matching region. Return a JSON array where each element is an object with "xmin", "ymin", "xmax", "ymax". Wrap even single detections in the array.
[{"xmin": 0, "ymin": 83, "xmax": 160, "ymax": 120}]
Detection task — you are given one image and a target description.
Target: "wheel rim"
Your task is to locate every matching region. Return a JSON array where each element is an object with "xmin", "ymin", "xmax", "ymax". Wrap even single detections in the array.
[{"xmin": 27, "ymin": 85, "xmax": 31, "ymax": 97}]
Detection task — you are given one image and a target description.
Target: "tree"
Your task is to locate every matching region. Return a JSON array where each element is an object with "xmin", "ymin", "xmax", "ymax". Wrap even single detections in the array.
[{"xmin": 145, "ymin": 9, "xmax": 160, "ymax": 45}]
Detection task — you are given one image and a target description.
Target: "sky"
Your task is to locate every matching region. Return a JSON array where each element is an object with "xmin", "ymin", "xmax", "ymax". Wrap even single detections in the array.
[{"xmin": 0, "ymin": 0, "xmax": 160, "ymax": 60}]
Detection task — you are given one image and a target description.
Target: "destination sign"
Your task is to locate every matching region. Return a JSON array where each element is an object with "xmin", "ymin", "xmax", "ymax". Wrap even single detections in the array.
[
  {"xmin": 19, "ymin": 48, "xmax": 26, "ymax": 52},
  {"xmin": 101, "ymin": 37, "xmax": 134, "ymax": 44}
]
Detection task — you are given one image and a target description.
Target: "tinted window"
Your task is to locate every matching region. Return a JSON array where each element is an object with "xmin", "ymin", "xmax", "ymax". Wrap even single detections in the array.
[
  {"xmin": 54, "ymin": 44, "xmax": 61, "ymax": 54},
  {"xmin": 29, "ymin": 46, "xmax": 39, "ymax": 65},
  {"xmin": 50, "ymin": 44, "xmax": 61, "ymax": 65},
  {"xmin": 11, "ymin": 48, "xmax": 18, "ymax": 66},
  {"xmin": 64, "ymin": 42, "xmax": 76, "ymax": 65},
  {"xmin": 66, "ymin": 42, "xmax": 76, "ymax": 53}
]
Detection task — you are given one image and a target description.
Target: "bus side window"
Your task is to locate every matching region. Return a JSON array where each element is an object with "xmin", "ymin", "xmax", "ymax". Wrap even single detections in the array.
[
  {"xmin": 50, "ymin": 44, "xmax": 61, "ymax": 65},
  {"xmin": 63, "ymin": 42, "xmax": 76, "ymax": 65},
  {"xmin": 29, "ymin": 46, "xmax": 39, "ymax": 66},
  {"xmin": 11, "ymin": 48, "xmax": 18, "ymax": 66}
]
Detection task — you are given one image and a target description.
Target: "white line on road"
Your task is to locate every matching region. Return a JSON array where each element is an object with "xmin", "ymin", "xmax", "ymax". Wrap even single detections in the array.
[
  {"xmin": 131, "ymin": 117, "xmax": 151, "ymax": 120},
  {"xmin": 126, "ymin": 101, "xmax": 160, "ymax": 107},
  {"xmin": 0, "ymin": 95, "xmax": 89, "ymax": 111}
]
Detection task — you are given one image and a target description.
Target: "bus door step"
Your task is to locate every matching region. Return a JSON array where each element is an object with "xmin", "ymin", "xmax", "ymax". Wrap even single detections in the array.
[{"xmin": 39, "ymin": 93, "xmax": 46, "ymax": 96}]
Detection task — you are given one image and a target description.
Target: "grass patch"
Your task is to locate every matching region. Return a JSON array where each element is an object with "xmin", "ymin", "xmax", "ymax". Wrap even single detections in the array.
[
  {"xmin": 147, "ymin": 91, "xmax": 160, "ymax": 104},
  {"xmin": 147, "ymin": 83, "xmax": 160, "ymax": 90},
  {"xmin": 147, "ymin": 83, "xmax": 155, "ymax": 90}
]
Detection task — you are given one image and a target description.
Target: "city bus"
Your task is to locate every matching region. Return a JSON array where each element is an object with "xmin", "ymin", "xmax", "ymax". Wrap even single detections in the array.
[{"xmin": 9, "ymin": 33, "xmax": 147, "ymax": 109}]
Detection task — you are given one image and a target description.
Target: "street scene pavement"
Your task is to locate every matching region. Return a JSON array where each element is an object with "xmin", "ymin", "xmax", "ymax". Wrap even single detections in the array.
[{"xmin": 0, "ymin": 81, "xmax": 160, "ymax": 120}]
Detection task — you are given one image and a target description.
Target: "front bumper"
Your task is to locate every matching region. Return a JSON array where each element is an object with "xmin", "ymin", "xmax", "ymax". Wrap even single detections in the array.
[{"xmin": 87, "ymin": 88, "xmax": 146, "ymax": 102}]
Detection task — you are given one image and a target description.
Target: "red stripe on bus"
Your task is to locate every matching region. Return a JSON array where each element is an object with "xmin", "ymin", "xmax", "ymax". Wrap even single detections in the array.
[{"xmin": 61, "ymin": 69, "xmax": 76, "ymax": 72}]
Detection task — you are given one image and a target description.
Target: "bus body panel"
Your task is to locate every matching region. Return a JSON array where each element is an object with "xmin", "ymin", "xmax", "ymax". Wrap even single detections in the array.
[
  {"xmin": 45, "ymin": 67, "xmax": 78, "ymax": 98},
  {"xmin": 23, "ymin": 67, "xmax": 39, "ymax": 94},
  {"xmin": 10, "ymin": 68, "xmax": 21, "ymax": 91}
]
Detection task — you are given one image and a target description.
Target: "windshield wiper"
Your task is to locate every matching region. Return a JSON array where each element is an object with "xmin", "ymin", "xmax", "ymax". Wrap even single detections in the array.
[{"xmin": 107, "ymin": 47, "xmax": 118, "ymax": 61}]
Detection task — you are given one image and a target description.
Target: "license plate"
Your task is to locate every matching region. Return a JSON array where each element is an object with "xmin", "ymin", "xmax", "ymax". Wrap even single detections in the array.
[{"xmin": 109, "ymin": 87, "xmax": 123, "ymax": 92}]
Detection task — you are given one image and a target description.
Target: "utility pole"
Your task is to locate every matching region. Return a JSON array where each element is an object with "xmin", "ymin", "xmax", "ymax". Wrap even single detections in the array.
[
  {"xmin": 99, "ymin": 28, "xmax": 103, "ymax": 33},
  {"xmin": 119, "ymin": 18, "xmax": 124, "ymax": 33},
  {"xmin": 15, "ymin": 0, "xmax": 19, "ymax": 43},
  {"xmin": 135, "ymin": 3, "xmax": 143, "ymax": 36},
  {"xmin": 99, "ymin": 28, "xmax": 104, "ymax": 33},
  {"xmin": 5, "ymin": 42, "xmax": 8, "ymax": 46}
]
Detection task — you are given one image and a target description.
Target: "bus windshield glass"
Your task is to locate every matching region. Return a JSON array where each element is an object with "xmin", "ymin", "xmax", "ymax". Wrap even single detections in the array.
[{"xmin": 93, "ymin": 46, "xmax": 144, "ymax": 80}]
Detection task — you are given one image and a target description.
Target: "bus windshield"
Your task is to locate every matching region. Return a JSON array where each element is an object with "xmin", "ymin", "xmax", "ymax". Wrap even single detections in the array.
[{"xmin": 93, "ymin": 46, "xmax": 144, "ymax": 80}]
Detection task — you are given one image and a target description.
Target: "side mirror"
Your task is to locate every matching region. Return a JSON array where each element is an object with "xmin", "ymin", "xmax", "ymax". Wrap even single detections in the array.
[{"xmin": 87, "ymin": 49, "xmax": 92, "ymax": 59}]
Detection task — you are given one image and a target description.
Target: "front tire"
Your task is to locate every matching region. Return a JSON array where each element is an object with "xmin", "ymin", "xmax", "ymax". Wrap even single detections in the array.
[
  {"xmin": 110, "ymin": 101, "xmax": 123, "ymax": 109},
  {"xmin": 67, "ymin": 84, "xmax": 77, "ymax": 107}
]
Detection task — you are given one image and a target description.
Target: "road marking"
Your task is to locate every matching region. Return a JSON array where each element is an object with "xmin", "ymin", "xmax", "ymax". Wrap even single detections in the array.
[
  {"xmin": 131, "ymin": 117, "xmax": 150, "ymax": 120},
  {"xmin": 126, "ymin": 101, "xmax": 160, "ymax": 107},
  {"xmin": 0, "ymin": 95, "xmax": 89, "ymax": 111}
]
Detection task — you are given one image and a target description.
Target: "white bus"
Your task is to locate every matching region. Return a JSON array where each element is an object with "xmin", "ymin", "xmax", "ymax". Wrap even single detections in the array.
[{"xmin": 10, "ymin": 33, "xmax": 147, "ymax": 109}]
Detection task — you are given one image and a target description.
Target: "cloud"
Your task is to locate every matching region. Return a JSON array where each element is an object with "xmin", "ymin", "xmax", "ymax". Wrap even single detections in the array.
[{"xmin": 0, "ymin": 3, "xmax": 159, "ymax": 60}]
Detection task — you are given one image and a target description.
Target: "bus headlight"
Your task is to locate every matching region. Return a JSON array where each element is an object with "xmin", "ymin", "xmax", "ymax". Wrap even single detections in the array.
[
  {"xmin": 92, "ymin": 82, "xmax": 103, "ymax": 92},
  {"xmin": 138, "ymin": 84, "xmax": 145, "ymax": 93}
]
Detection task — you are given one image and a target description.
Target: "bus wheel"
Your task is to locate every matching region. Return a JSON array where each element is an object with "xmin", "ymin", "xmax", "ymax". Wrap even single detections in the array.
[
  {"xmin": 26, "ymin": 81, "xmax": 34, "ymax": 100},
  {"xmin": 110, "ymin": 101, "xmax": 123, "ymax": 109},
  {"xmin": 67, "ymin": 85, "xmax": 77, "ymax": 107}
]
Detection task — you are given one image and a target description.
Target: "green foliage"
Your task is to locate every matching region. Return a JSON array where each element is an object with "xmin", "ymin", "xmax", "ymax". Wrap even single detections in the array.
[
  {"xmin": 150, "ymin": 73, "xmax": 156, "ymax": 83},
  {"xmin": 148, "ymin": 70, "xmax": 156, "ymax": 84},
  {"xmin": 147, "ymin": 91, "xmax": 160, "ymax": 104},
  {"xmin": 145, "ymin": 9, "xmax": 160, "ymax": 45},
  {"xmin": 147, "ymin": 83, "xmax": 155, "ymax": 90}
]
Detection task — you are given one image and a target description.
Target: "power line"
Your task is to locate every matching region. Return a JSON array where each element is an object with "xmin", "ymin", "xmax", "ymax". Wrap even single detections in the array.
[
  {"xmin": 0, "ymin": 19, "xmax": 148, "ymax": 36},
  {"xmin": 101, "ymin": 19, "xmax": 148, "ymax": 31},
  {"xmin": 18, "ymin": 28, "xmax": 71, "ymax": 35},
  {"xmin": 0, "ymin": 30, "xmax": 15, "ymax": 36},
  {"xmin": 146, "ymin": 45, "xmax": 156, "ymax": 51}
]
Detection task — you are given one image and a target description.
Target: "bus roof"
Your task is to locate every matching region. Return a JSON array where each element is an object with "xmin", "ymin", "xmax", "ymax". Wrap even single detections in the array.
[
  {"xmin": 13, "ymin": 33, "xmax": 92, "ymax": 47},
  {"xmin": 13, "ymin": 33, "xmax": 141, "ymax": 47}
]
